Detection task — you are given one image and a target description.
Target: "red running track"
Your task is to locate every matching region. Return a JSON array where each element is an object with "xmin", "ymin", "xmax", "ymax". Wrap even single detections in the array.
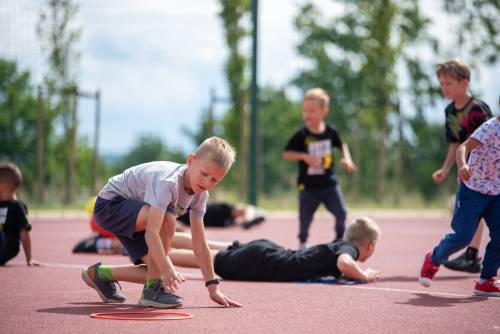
[{"xmin": 1, "ymin": 211, "xmax": 499, "ymax": 334}]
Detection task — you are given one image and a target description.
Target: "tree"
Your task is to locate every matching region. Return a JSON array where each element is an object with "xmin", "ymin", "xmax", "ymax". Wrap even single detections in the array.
[
  {"xmin": 440, "ymin": 0, "xmax": 500, "ymax": 64},
  {"xmin": 293, "ymin": 0, "xmax": 436, "ymax": 201},
  {"xmin": 218, "ymin": 0, "xmax": 251, "ymax": 194},
  {"xmin": 0, "ymin": 59, "xmax": 39, "ymax": 193},
  {"xmin": 37, "ymin": 0, "xmax": 81, "ymax": 203},
  {"xmin": 258, "ymin": 87, "xmax": 302, "ymax": 195},
  {"xmin": 115, "ymin": 134, "xmax": 186, "ymax": 174}
]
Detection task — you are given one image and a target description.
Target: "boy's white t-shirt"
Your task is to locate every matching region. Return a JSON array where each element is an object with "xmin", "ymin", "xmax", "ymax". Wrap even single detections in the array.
[
  {"xmin": 464, "ymin": 117, "xmax": 500, "ymax": 196},
  {"xmin": 98, "ymin": 161, "xmax": 208, "ymax": 218}
]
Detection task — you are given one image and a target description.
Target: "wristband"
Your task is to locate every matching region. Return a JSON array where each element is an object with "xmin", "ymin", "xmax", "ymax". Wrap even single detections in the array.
[{"xmin": 205, "ymin": 278, "xmax": 220, "ymax": 287}]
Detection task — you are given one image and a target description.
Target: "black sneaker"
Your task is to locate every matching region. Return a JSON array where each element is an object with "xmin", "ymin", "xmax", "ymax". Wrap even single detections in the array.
[
  {"xmin": 242, "ymin": 216, "xmax": 265, "ymax": 230},
  {"xmin": 443, "ymin": 248, "xmax": 482, "ymax": 273},
  {"xmin": 82, "ymin": 262, "xmax": 126, "ymax": 303},
  {"xmin": 72, "ymin": 234, "xmax": 99, "ymax": 253}
]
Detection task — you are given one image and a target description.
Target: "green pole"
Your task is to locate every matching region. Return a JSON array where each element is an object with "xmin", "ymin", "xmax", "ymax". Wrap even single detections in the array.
[{"xmin": 248, "ymin": 0, "xmax": 258, "ymax": 205}]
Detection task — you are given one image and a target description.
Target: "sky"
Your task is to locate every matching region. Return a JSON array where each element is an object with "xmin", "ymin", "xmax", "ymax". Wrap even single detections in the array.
[{"xmin": 1, "ymin": 0, "xmax": 499, "ymax": 156}]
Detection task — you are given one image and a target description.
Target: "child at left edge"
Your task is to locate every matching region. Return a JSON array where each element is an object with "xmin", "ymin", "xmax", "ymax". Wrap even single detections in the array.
[
  {"xmin": 0, "ymin": 162, "xmax": 40, "ymax": 267},
  {"xmin": 82, "ymin": 136, "xmax": 242, "ymax": 308},
  {"xmin": 419, "ymin": 115, "xmax": 500, "ymax": 297}
]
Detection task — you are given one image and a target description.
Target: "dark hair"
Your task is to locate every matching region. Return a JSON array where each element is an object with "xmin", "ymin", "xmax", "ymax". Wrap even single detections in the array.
[{"xmin": 0, "ymin": 162, "xmax": 23, "ymax": 188}]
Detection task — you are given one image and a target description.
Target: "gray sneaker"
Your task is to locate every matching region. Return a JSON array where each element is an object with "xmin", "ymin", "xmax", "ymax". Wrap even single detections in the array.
[
  {"xmin": 138, "ymin": 282, "xmax": 183, "ymax": 308},
  {"xmin": 82, "ymin": 262, "xmax": 125, "ymax": 303}
]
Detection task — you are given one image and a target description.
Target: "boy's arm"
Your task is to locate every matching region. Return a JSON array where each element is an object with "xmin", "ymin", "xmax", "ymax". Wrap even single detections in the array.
[
  {"xmin": 190, "ymin": 214, "xmax": 242, "ymax": 307},
  {"xmin": 19, "ymin": 229, "xmax": 41, "ymax": 266},
  {"xmin": 144, "ymin": 207, "xmax": 184, "ymax": 290},
  {"xmin": 339, "ymin": 143, "xmax": 357, "ymax": 173},
  {"xmin": 337, "ymin": 253, "xmax": 379, "ymax": 282},
  {"xmin": 432, "ymin": 142, "xmax": 459, "ymax": 184},
  {"xmin": 282, "ymin": 151, "xmax": 321, "ymax": 167},
  {"xmin": 456, "ymin": 137, "xmax": 482, "ymax": 182}
]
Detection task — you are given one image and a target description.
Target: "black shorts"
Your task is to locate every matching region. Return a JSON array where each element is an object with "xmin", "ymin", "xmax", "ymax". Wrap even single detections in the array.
[
  {"xmin": 0, "ymin": 231, "xmax": 19, "ymax": 265},
  {"xmin": 94, "ymin": 196, "xmax": 147, "ymax": 265},
  {"xmin": 214, "ymin": 239, "xmax": 278, "ymax": 280}
]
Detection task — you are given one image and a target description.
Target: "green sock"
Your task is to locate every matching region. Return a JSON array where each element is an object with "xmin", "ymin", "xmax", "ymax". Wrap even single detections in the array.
[
  {"xmin": 97, "ymin": 265, "xmax": 113, "ymax": 281},
  {"xmin": 146, "ymin": 279, "xmax": 161, "ymax": 288}
]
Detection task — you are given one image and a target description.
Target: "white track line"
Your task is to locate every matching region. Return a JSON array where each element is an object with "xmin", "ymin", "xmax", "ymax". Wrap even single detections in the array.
[
  {"xmin": 9, "ymin": 261, "xmax": 205, "ymax": 279},
  {"xmin": 10, "ymin": 261, "xmax": 500, "ymax": 300},
  {"xmin": 348, "ymin": 285, "xmax": 500, "ymax": 301},
  {"xmin": 11, "ymin": 261, "xmax": 85, "ymax": 269},
  {"xmin": 347, "ymin": 285, "xmax": 474, "ymax": 298}
]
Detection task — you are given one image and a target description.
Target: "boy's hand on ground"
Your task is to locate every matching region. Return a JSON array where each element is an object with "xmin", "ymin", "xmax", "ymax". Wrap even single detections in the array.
[
  {"xmin": 364, "ymin": 268, "xmax": 380, "ymax": 282},
  {"xmin": 162, "ymin": 270, "xmax": 186, "ymax": 291},
  {"xmin": 27, "ymin": 259, "xmax": 43, "ymax": 267},
  {"xmin": 458, "ymin": 166, "xmax": 473, "ymax": 182},
  {"xmin": 208, "ymin": 286, "xmax": 243, "ymax": 307},
  {"xmin": 432, "ymin": 169, "xmax": 448, "ymax": 184}
]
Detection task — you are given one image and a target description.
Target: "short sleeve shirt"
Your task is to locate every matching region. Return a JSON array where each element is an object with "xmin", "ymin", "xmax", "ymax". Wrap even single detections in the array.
[
  {"xmin": 464, "ymin": 117, "xmax": 500, "ymax": 195},
  {"xmin": 98, "ymin": 161, "xmax": 208, "ymax": 218},
  {"xmin": 262, "ymin": 240, "xmax": 359, "ymax": 281},
  {"xmin": 0, "ymin": 200, "xmax": 31, "ymax": 260},
  {"xmin": 284, "ymin": 125, "xmax": 343, "ymax": 190},
  {"xmin": 445, "ymin": 98, "xmax": 492, "ymax": 143}
]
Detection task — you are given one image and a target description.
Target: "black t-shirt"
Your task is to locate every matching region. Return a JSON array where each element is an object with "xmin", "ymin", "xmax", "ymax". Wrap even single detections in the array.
[
  {"xmin": 0, "ymin": 200, "xmax": 31, "ymax": 262},
  {"xmin": 284, "ymin": 125, "xmax": 343, "ymax": 190},
  {"xmin": 214, "ymin": 239, "xmax": 359, "ymax": 281},
  {"xmin": 445, "ymin": 98, "xmax": 492, "ymax": 143}
]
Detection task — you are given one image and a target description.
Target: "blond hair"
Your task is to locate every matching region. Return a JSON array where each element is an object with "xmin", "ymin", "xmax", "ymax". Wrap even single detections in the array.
[
  {"xmin": 303, "ymin": 88, "xmax": 330, "ymax": 108},
  {"xmin": 194, "ymin": 136, "xmax": 236, "ymax": 170},
  {"xmin": 0, "ymin": 162, "xmax": 23, "ymax": 189},
  {"xmin": 436, "ymin": 58, "xmax": 470, "ymax": 81},
  {"xmin": 345, "ymin": 217, "xmax": 380, "ymax": 244}
]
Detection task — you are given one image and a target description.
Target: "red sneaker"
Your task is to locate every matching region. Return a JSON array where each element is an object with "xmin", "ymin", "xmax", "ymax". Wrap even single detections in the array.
[
  {"xmin": 419, "ymin": 251, "xmax": 440, "ymax": 287},
  {"xmin": 474, "ymin": 279, "xmax": 500, "ymax": 297}
]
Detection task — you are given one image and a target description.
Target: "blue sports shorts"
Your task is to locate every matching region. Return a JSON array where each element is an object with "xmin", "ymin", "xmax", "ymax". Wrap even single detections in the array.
[{"xmin": 94, "ymin": 196, "xmax": 147, "ymax": 265}]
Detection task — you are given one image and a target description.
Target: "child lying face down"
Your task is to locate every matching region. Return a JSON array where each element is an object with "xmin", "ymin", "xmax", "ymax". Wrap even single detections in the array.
[{"xmin": 169, "ymin": 217, "xmax": 380, "ymax": 282}]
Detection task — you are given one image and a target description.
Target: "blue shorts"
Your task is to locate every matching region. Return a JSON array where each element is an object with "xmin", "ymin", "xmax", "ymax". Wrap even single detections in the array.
[{"xmin": 94, "ymin": 196, "xmax": 147, "ymax": 265}]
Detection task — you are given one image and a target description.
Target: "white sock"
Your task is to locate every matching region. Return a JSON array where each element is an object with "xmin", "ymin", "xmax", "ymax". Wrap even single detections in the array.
[{"xmin": 96, "ymin": 238, "xmax": 113, "ymax": 250}]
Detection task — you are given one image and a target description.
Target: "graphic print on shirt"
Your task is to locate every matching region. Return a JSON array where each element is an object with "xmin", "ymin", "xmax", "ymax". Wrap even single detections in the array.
[
  {"xmin": 0, "ymin": 207, "xmax": 7, "ymax": 229},
  {"xmin": 307, "ymin": 138, "xmax": 331, "ymax": 175},
  {"xmin": 167, "ymin": 195, "xmax": 196, "ymax": 218},
  {"xmin": 167, "ymin": 204, "xmax": 187, "ymax": 217}
]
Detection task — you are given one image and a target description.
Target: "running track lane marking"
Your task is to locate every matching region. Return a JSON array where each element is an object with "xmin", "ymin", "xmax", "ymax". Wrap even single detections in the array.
[
  {"xmin": 346, "ymin": 285, "xmax": 493, "ymax": 299},
  {"xmin": 9, "ymin": 261, "xmax": 500, "ymax": 301},
  {"xmin": 8, "ymin": 261, "xmax": 206, "ymax": 280}
]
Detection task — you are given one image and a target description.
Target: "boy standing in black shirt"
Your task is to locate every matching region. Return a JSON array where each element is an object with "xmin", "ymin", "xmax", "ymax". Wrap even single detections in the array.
[
  {"xmin": 431, "ymin": 59, "xmax": 492, "ymax": 273},
  {"xmin": 0, "ymin": 162, "xmax": 39, "ymax": 266},
  {"xmin": 283, "ymin": 88, "xmax": 357, "ymax": 250}
]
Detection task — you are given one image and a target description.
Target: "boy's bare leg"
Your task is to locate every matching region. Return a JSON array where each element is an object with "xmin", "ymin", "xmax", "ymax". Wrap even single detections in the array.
[
  {"xmin": 108, "ymin": 264, "xmax": 147, "ymax": 283},
  {"xmin": 469, "ymin": 220, "xmax": 485, "ymax": 249},
  {"xmin": 206, "ymin": 240, "xmax": 232, "ymax": 251},
  {"xmin": 170, "ymin": 232, "xmax": 196, "ymax": 249},
  {"xmin": 169, "ymin": 248, "xmax": 219, "ymax": 268},
  {"xmin": 232, "ymin": 205, "xmax": 247, "ymax": 223},
  {"xmin": 142, "ymin": 253, "xmax": 162, "ymax": 282},
  {"xmin": 172, "ymin": 231, "xmax": 231, "ymax": 251}
]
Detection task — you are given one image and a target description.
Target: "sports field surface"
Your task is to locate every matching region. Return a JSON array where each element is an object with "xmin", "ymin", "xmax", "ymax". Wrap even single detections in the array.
[{"xmin": 1, "ymin": 211, "xmax": 498, "ymax": 334}]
